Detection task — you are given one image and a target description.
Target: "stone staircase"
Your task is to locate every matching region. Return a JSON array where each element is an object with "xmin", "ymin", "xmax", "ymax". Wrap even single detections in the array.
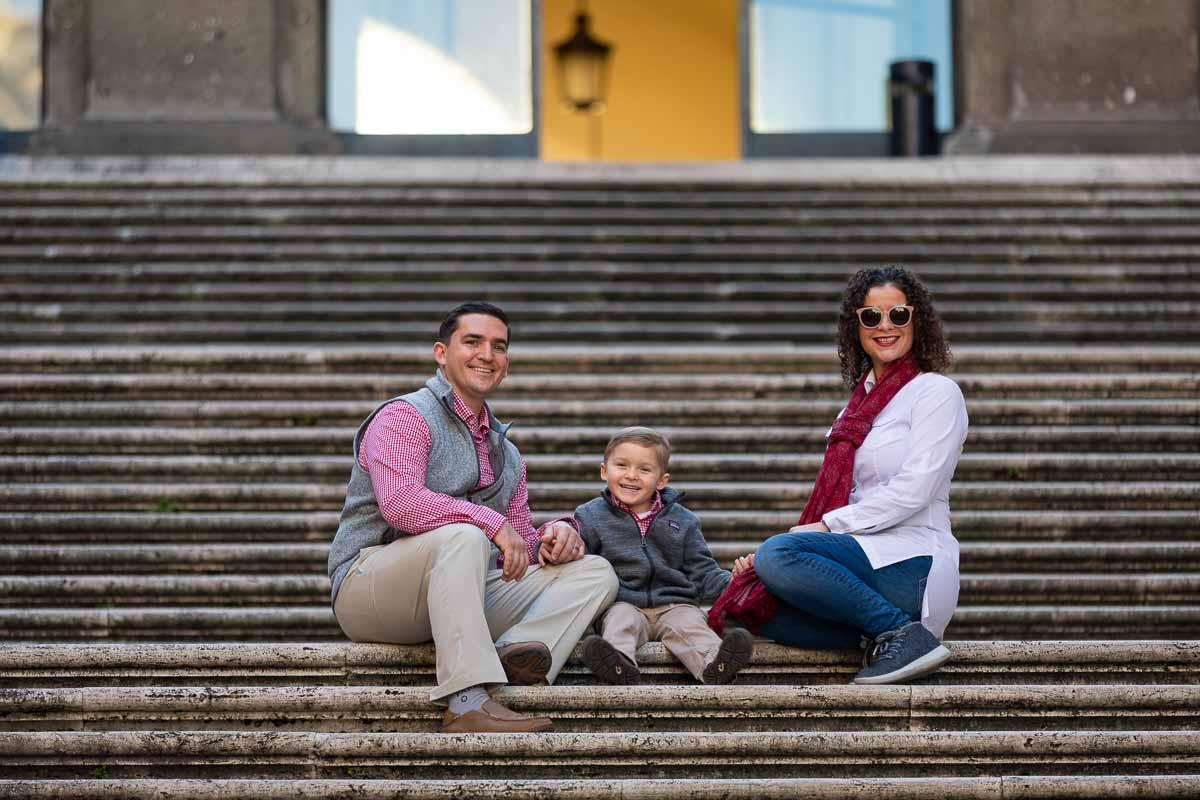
[{"xmin": 0, "ymin": 157, "xmax": 1197, "ymax": 796}]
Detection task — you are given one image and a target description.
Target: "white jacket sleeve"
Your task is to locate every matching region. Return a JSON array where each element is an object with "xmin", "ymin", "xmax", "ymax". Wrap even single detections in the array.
[{"xmin": 821, "ymin": 378, "xmax": 968, "ymax": 534}]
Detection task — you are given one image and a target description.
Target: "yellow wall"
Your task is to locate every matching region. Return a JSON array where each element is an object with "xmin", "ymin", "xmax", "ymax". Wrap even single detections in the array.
[{"xmin": 541, "ymin": 0, "xmax": 739, "ymax": 161}]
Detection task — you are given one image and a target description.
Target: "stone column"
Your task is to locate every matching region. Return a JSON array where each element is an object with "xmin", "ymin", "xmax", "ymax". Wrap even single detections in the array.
[
  {"xmin": 946, "ymin": 0, "xmax": 1200, "ymax": 154},
  {"xmin": 34, "ymin": 0, "xmax": 338, "ymax": 154}
]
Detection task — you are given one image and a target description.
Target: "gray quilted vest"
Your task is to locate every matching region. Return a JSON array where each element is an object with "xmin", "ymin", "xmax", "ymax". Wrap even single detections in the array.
[{"xmin": 327, "ymin": 369, "xmax": 522, "ymax": 601}]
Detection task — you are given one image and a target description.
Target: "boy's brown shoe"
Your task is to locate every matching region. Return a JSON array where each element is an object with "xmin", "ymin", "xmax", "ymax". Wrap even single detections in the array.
[
  {"xmin": 581, "ymin": 635, "xmax": 640, "ymax": 685},
  {"xmin": 497, "ymin": 641, "xmax": 552, "ymax": 685},
  {"xmin": 702, "ymin": 628, "xmax": 755, "ymax": 684},
  {"xmin": 441, "ymin": 699, "xmax": 553, "ymax": 733}
]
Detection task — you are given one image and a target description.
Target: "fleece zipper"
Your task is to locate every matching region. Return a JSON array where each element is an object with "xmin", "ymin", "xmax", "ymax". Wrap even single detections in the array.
[{"xmin": 613, "ymin": 496, "xmax": 674, "ymax": 609}]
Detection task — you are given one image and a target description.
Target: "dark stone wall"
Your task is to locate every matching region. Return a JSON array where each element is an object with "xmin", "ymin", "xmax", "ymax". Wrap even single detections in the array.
[
  {"xmin": 34, "ymin": 0, "xmax": 336, "ymax": 154},
  {"xmin": 947, "ymin": 0, "xmax": 1200, "ymax": 154},
  {"xmin": 28, "ymin": 0, "xmax": 1200, "ymax": 155}
]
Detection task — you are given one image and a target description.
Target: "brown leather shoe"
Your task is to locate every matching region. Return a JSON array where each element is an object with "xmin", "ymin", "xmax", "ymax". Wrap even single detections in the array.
[
  {"xmin": 580, "ymin": 634, "xmax": 640, "ymax": 685},
  {"xmin": 497, "ymin": 641, "xmax": 552, "ymax": 685},
  {"xmin": 441, "ymin": 699, "xmax": 553, "ymax": 733},
  {"xmin": 702, "ymin": 627, "xmax": 755, "ymax": 685}
]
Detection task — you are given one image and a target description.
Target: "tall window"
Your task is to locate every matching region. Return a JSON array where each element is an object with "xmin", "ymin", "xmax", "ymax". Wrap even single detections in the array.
[
  {"xmin": 327, "ymin": 0, "xmax": 533, "ymax": 135},
  {"xmin": 0, "ymin": 0, "xmax": 40, "ymax": 130},
  {"xmin": 750, "ymin": 0, "xmax": 952, "ymax": 133}
]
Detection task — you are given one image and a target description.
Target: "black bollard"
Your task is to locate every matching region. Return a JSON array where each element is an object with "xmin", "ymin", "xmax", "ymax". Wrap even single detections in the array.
[{"xmin": 888, "ymin": 59, "xmax": 937, "ymax": 156}]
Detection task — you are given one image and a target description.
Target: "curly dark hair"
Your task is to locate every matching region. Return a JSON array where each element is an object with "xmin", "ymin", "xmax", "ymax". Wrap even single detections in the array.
[{"xmin": 836, "ymin": 266, "xmax": 952, "ymax": 388}]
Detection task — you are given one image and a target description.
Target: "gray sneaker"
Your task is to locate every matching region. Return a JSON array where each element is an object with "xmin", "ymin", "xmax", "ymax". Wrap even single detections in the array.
[{"xmin": 853, "ymin": 621, "xmax": 951, "ymax": 685}]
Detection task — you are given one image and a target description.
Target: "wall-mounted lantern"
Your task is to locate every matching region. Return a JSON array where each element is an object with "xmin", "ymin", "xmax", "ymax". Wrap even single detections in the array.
[{"xmin": 553, "ymin": 2, "xmax": 612, "ymax": 112}]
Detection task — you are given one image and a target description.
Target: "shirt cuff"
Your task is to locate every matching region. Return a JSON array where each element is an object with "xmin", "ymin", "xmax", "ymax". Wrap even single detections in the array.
[
  {"xmin": 821, "ymin": 507, "xmax": 855, "ymax": 534},
  {"xmin": 538, "ymin": 515, "xmax": 578, "ymax": 532},
  {"xmin": 471, "ymin": 507, "xmax": 508, "ymax": 539}
]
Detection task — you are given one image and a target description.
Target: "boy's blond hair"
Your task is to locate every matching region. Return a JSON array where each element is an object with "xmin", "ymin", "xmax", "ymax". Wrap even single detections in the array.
[{"xmin": 603, "ymin": 426, "xmax": 671, "ymax": 471}]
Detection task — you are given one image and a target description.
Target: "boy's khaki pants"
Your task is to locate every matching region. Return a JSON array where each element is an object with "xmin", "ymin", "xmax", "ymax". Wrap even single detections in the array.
[
  {"xmin": 600, "ymin": 600, "xmax": 723, "ymax": 681},
  {"xmin": 333, "ymin": 523, "xmax": 618, "ymax": 701}
]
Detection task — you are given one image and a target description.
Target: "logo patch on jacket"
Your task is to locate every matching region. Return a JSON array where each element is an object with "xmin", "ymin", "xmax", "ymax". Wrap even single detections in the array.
[{"xmin": 669, "ymin": 521, "xmax": 680, "ymax": 529}]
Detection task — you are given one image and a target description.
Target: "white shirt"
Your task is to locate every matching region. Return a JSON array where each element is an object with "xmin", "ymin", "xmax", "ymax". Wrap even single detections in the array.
[{"xmin": 820, "ymin": 371, "xmax": 969, "ymax": 638}]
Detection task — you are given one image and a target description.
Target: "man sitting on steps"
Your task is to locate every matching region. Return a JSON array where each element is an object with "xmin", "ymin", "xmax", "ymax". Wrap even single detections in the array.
[{"xmin": 327, "ymin": 301, "xmax": 618, "ymax": 733}]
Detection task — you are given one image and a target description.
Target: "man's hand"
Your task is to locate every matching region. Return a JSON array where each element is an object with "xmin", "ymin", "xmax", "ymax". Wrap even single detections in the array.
[
  {"xmin": 493, "ymin": 522, "xmax": 530, "ymax": 581},
  {"xmin": 732, "ymin": 553, "xmax": 754, "ymax": 576},
  {"xmin": 788, "ymin": 521, "xmax": 831, "ymax": 533},
  {"xmin": 538, "ymin": 521, "xmax": 585, "ymax": 566}
]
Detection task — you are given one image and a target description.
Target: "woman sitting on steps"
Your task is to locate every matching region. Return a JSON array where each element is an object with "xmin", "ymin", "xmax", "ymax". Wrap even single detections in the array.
[{"xmin": 710, "ymin": 265, "xmax": 968, "ymax": 685}]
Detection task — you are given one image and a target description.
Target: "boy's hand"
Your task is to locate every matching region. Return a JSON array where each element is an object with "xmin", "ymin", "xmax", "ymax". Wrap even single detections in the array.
[
  {"xmin": 493, "ymin": 522, "xmax": 529, "ymax": 581},
  {"xmin": 538, "ymin": 522, "xmax": 585, "ymax": 565},
  {"xmin": 732, "ymin": 553, "xmax": 754, "ymax": 576}
]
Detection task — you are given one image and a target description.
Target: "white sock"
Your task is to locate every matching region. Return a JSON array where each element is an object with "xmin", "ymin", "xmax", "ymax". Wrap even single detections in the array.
[{"xmin": 447, "ymin": 685, "xmax": 490, "ymax": 716}]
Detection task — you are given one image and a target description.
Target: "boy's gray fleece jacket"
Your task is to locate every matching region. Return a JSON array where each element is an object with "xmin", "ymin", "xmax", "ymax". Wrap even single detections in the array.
[{"xmin": 575, "ymin": 487, "xmax": 731, "ymax": 608}]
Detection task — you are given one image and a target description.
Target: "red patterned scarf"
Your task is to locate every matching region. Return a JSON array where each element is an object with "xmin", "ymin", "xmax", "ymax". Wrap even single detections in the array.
[{"xmin": 708, "ymin": 352, "xmax": 921, "ymax": 634}]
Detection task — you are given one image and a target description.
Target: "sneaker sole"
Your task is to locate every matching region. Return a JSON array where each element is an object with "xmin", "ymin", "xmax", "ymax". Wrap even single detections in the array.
[
  {"xmin": 581, "ymin": 635, "xmax": 640, "ymax": 685},
  {"xmin": 702, "ymin": 629, "xmax": 755, "ymax": 685},
  {"xmin": 498, "ymin": 643, "xmax": 552, "ymax": 686},
  {"xmin": 852, "ymin": 644, "xmax": 952, "ymax": 685}
]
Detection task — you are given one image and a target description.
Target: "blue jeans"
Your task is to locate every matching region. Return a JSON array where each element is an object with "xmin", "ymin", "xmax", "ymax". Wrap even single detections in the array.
[{"xmin": 754, "ymin": 532, "xmax": 932, "ymax": 650}]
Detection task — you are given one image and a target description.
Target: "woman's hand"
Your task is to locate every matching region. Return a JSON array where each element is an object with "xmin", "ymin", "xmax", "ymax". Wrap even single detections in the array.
[
  {"xmin": 732, "ymin": 553, "xmax": 754, "ymax": 576},
  {"xmin": 788, "ymin": 521, "xmax": 831, "ymax": 533}
]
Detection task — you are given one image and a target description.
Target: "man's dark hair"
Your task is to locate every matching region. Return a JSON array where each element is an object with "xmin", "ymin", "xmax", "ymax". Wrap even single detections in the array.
[
  {"xmin": 437, "ymin": 301, "xmax": 511, "ymax": 345},
  {"xmin": 836, "ymin": 266, "xmax": 952, "ymax": 388}
]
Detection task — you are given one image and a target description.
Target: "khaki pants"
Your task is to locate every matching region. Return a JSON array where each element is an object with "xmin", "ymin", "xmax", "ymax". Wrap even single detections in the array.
[
  {"xmin": 333, "ymin": 523, "xmax": 618, "ymax": 701},
  {"xmin": 600, "ymin": 600, "xmax": 723, "ymax": 682}
]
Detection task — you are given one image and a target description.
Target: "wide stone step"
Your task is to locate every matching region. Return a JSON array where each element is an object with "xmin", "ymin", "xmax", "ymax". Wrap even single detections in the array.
[
  {"xmin": 1, "ymin": 481, "xmax": 1191, "ymax": 512},
  {"xmin": 3, "ymin": 776, "xmax": 1199, "ymax": 800},
  {"xmin": 9, "ymin": 541, "xmax": 1191, "ymax": 575},
  {"xmin": 0, "ymin": 605, "xmax": 1195, "ymax": 641},
  {"xmin": 4, "ymin": 641, "xmax": 1196, "ymax": 688},
  {"xmin": 5, "ymin": 683, "xmax": 1199, "ymax": 734},
  {"xmin": 1, "ymin": 372, "xmax": 1196, "ymax": 403},
  {"xmin": 6, "ymin": 425, "xmax": 1197, "ymax": 456},
  {"xmin": 7, "ymin": 298, "xmax": 1199, "ymax": 332},
  {"xmin": 7, "ymin": 320, "xmax": 1199, "ymax": 344},
  {"xmin": 11, "ymin": 223, "xmax": 1200, "ymax": 247},
  {"xmin": 9, "ymin": 204, "xmax": 1200, "ymax": 226},
  {"xmin": 4, "ymin": 452, "xmax": 1196, "ymax": 484},
  {"xmin": 8, "ymin": 240, "xmax": 1200, "ymax": 266},
  {"xmin": 7, "ymin": 274, "xmax": 1199, "ymax": 306},
  {"xmin": 4, "ymin": 510, "xmax": 1194, "ymax": 544},
  {"xmin": 0, "ymin": 572, "xmax": 1192, "ymax": 607},
  {"xmin": 2, "ymin": 180, "xmax": 1199, "ymax": 204},
  {"xmin": 1, "ymin": 345, "xmax": 1193, "ymax": 375},
  {"xmin": 3, "ymin": 399, "xmax": 1195, "ymax": 427},
  {"xmin": 2, "ymin": 730, "xmax": 1198, "ymax": 779},
  {"xmin": 4, "ymin": 258, "xmax": 1196, "ymax": 285}
]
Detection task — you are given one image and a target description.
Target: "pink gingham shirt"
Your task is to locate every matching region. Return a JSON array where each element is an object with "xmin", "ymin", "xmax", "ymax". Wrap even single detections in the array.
[
  {"xmin": 358, "ymin": 392, "xmax": 542, "ymax": 562},
  {"xmin": 608, "ymin": 491, "xmax": 664, "ymax": 537}
]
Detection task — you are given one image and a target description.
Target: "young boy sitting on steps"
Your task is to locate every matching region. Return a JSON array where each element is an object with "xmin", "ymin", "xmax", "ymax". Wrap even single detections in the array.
[{"xmin": 575, "ymin": 427, "xmax": 754, "ymax": 685}]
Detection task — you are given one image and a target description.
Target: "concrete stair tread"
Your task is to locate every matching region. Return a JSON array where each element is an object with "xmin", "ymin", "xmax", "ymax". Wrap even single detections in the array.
[
  {"xmin": 12, "ymin": 223, "xmax": 1200, "ymax": 245},
  {"xmin": 1, "ymin": 343, "xmax": 1195, "ymax": 370},
  {"xmin": 1, "ymin": 482, "xmax": 1193, "ymax": 514},
  {"xmin": 1, "ymin": 605, "xmax": 1197, "ymax": 641},
  {"xmin": 4, "ymin": 510, "xmax": 1196, "ymax": 544},
  {"xmin": 6, "ymin": 541, "xmax": 1200, "ymax": 573},
  {"xmin": 6, "ymin": 321, "xmax": 1200, "ymax": 345},
  {"xmin": 5, "ymin": 426, "xmax": 1199, "ymax": 457},
  {"xmin": 3, "ymin": 776, "xmax": 1200, "ymax": 800},
  {"xmin": 4, "ymin": 453, "xmax": 1197, "ymax": 484},
  {"xmin": 4, "ymin": 640, "xmax": 1197, "ymax": 687},
  {"xmin": 0, "ymin": 573, "xmax": 1194, "ymax": 607},
  {"xmin": 3, "ymin": 399, "xmax": 1196, "ymax": 429},
  {"xmin": 9, "ymin": 245, "xmax": 1200, "ymax": 272},
  {"xmin": 5, "ymin": 683, "xmax": 1200, "ymax": 734},
  {"xmin": 4, "ymin": 729, "xmax": 1200, "ymax": 780},
  {"xmin": 9, "ymin": 204, "xmax": 1200, "ymax": 225},
  {"xmin": 2, "ymin": 371, "xmax": 1196, "ymax": 395}
]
